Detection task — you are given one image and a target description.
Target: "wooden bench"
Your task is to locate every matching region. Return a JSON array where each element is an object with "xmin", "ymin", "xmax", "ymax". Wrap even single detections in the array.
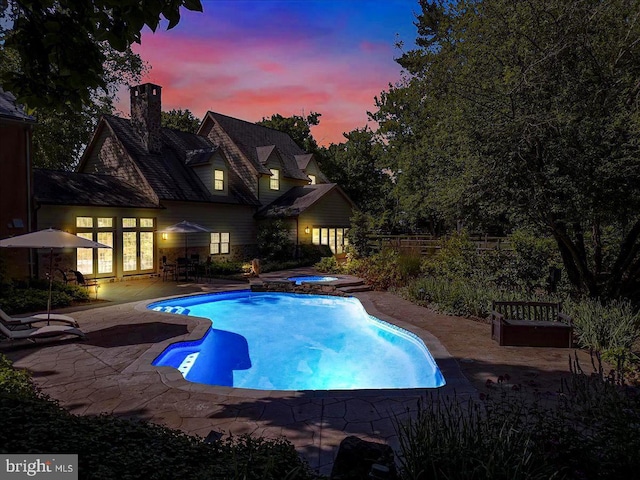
[{"xmin": 490, "ymin": 301, "xmax": 573, "ymax": 347}]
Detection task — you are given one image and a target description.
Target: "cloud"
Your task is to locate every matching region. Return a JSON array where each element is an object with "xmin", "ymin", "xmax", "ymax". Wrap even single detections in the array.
[{"xmin": 118, "ymin": 1, "xmax": 414, "ymax": 146}]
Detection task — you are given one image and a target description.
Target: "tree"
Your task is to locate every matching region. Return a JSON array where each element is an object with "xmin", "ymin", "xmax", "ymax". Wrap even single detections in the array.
[
  {"xmin": 323, "ymin": 127, "xmax": 394, "ymax": 219},
  {"xmin": 161, "ymin": 109, "xmax": 201, "ymax": 133},
  {"xmin": 373, "ymin": 0, "xmax": 640, "ymax": 298},
  {"xmin": 1, "ymin": 42, "xmax": 147, "ymax": 170},
  {"xmin": 256, "ymin": 112, "xmax": 322, "ymax": 155},
  {"xmin": 0, "ymin": 0, "xmax": 202, "ymax": 110}
]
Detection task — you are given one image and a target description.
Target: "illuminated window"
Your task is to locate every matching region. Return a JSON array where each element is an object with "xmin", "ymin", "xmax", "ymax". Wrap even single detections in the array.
[
  {"xmin": 269, "ymin": 169, "xmax": 280, "ymax": 190},
  {"xmin": 76, "ymin": 217, "xmax": 93, "ymax": 228},
  {"xmin": 210, "ymin": 232, "xmax": 230, "ymax": 255},
  {"xmin": 214, "ymin": 169, "xmax": 224, "ymax": 190},
  {"xmin": 76, "ymin": 232, "xmax": 94, "ymax": 274},
  {"xmin": 140, "ymin": 218, "xmax": 154, "ymax": 228},
  {"xmin": 311, "ymin": 227, "xmax": 349, "ymax": 254},
  {"xmin": 122, "ymin": 218, "xmax": 136, "ymax": 228},
  {"xmin": 97, "ymin": 217, "xmax": 113, "ymax": 228},
  {"xmin": 97, "ymin": 232, "xmax": 113, "ymax": 274},
  {"xmin": 308, "ymin": 174, "xmax": 316, "ymax": 185}
]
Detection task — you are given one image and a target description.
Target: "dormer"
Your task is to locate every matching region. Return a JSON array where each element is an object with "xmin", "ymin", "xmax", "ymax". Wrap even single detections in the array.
[
  {"xmin": 185, "ymin": 147, "xmax": 230, "ymax": 196},
  {"xmin": 295, "ymin": 154, "xmax": 328, "ymax": 184}
]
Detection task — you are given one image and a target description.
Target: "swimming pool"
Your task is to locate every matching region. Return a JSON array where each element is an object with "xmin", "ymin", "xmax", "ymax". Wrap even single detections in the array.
[
  {"xmin": 149, "ymin": 290, "xmax": 445, "ymax": 391},
  {"xmin": 287, "ymin": 275, "xmax": 339, "ymax": 285}
]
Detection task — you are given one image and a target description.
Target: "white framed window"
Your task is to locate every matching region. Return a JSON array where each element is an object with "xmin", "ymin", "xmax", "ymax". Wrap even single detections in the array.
[
  {"xmin": 308, "ymin": 174, "xmax": 316, "ymax": 185},
  {"xmin": 214, "ymin": 169, "xmax": 224, "ymax": 191},
  {"xmin": 76, "ymin": 217, "xmax": 93, "ymax": 228},
  {"xmin": 76, "ymin": 216, "xmax": 115, "ymax": 275},
  {"xmin": 269, "ymin": 168, "xmax": 280, "ymax": 190},
  {"xmin": 311, "ymin": 227, "xmax": 349, "ymax": 254},
  {"xmin": 210, "ymin": 232, "xmax": 230, "ymax": 255}
]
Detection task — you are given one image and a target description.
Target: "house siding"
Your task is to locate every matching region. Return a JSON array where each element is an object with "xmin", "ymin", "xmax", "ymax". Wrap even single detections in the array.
[
  {"xmin": 302, "ymin": 158, "xmax": 326, "ymax": 183},
  {"xmin": 201, "ymin": 117, "xmax": 259, "ymax": 197},
  {"xmin": 191, "ymin": 152, "xmax": 229, "ymax": 196},
  {"xmin": 297, "ymin": 189, "xmax": 353, "ymax": 244},
  {"xmin": 158, "ymin": 201, "xmax": 256, "ymax": 262},
  {"xmin": 36, "ymin": 201, "xmax": 258, "ymax": 280},
  {"xmin": 258, "ymin": 173, "xmax": 307, "ymax": 206}
]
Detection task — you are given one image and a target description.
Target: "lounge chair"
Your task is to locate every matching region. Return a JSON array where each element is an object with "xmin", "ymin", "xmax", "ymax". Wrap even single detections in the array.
[
  {"xmin": 0, "ymin": 307, "xmax": 79, "ymax": 328},
  {"xmin": 0, "ymin": 320, "xmax": 85, "ymax": 342}
]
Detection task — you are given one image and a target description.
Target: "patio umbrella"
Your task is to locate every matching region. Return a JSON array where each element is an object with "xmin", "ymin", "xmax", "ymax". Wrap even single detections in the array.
[
  {"xmin": 160, "ymin": 221, "xmax": 210, "ymax": 258},
  {"xmin": 0, "ymin": 228, "xmax": 111, "ymax": 320}
]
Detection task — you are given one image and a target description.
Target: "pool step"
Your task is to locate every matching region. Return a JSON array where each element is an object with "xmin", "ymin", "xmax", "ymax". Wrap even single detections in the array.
[{"xmin": 337, "ymin": 281, "xmax": 371, "ymax": 293}]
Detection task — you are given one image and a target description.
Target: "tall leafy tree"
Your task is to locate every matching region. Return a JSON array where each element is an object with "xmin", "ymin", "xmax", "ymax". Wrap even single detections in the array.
[
  {"xmin": 1, "ymin": 43, "xmax": 147, "ymax": 169},
  {"xmin": 256, "ymin": 112, "xmax": 322, "ymax": 155},
  {"xmin": 161, "ymin": 109, "xmax": 201, "ymax": 133},
  {"xmin": 0, "ymin": 0, "xmax": 202, "ymax": 110},
  {"xmin": 324, "ymin": 128, "xmax": 394, "ymax": 219},
  {"xmin": 373, "ymin": 0, "xmax": 640, "ymax": 298}
]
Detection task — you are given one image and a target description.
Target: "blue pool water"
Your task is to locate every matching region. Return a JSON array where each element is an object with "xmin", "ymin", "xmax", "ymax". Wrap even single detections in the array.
[
  {"xmin": 287, "ymin": 275, "xmax": 339, "ymax": 285},
  {"xmin": 149, "ymin": 291, "xmax": 445, "ymax": 391}
]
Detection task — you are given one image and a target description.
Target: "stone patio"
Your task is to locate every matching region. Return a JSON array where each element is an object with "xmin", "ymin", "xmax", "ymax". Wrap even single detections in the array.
[{"xmin": 0, "ymin": 269, "xmax": 593, "ymax": 475}]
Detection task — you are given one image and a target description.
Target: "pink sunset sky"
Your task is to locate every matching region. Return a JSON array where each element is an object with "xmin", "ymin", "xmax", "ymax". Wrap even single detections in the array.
[{"xmin": 117, "ymin": 0, "xmax": 421, "ymax": 146}]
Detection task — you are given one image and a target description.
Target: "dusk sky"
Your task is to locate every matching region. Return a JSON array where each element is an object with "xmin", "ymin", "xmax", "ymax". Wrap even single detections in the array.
[{"xmin": 119, "ymin": 0, "xmax": 421, "ymax": 146}]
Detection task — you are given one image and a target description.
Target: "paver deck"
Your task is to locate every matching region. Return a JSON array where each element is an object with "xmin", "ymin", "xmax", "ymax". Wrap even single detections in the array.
[{"xmin": 0, "ymin": 269, "xmax": 593, "ymax": 475}]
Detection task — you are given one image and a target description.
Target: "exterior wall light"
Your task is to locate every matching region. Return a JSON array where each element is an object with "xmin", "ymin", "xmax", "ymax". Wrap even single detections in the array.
[
  {"xmin": 161, "ymin": 232, "xmax": 168, "ymax": 241},
  {"xmin": 304, "ymin": 226, "xmax": 310, "ymax": 234}
]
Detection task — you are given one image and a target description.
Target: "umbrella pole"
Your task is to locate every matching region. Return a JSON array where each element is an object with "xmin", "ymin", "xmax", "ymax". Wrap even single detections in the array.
[{"xmin": 46, "ymin": 247, "xmax": 53, "ymax": 323}]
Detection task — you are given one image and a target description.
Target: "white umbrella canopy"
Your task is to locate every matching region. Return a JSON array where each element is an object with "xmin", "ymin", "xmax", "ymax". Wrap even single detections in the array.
[
  {"xmin": 0, "ymin": 228, "xmax": 110, "ymax": 249},
  {"xmin": 160, "ymin": 221, "xmax": 210, "ymax": 258},
  {"xmin": 160, "ymin": 221, "xmax": 210, "ymax": 234},
  {"xmin": 0, "ymin": 228, "xmax": 111, "ymax": 319}
]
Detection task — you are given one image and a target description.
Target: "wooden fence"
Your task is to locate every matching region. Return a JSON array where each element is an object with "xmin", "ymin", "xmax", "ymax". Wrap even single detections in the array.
[{"xmin": 367, "ymin": 234, "xmax": 511, "ymax": 257}]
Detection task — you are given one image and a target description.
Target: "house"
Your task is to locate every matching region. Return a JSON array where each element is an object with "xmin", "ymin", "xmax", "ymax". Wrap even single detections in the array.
[
  {"xmin": 32, "ymin": 83, "xmax": 354, "ymax": 280},
  {"xmin": 0, "ymin": 87, "xmax": 36, "ymax": 278}
]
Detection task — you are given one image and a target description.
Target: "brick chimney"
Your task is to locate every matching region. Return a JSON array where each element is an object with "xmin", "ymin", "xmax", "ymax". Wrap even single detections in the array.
[{"xmin": 130, "ymin": 83, "xmax": 162, "ymax": 153}]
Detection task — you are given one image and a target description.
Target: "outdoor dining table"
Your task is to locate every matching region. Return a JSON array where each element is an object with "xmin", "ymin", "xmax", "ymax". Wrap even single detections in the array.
[{"xmin": 176, "ymin": 257, "xmax": 199, "ymax": 281}]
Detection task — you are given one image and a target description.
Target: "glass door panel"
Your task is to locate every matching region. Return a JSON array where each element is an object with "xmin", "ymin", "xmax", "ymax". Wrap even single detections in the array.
[
  {"xmin": 76, "ymin": 233, "xmax": 93, "ymax": 274},
  {"xmin": 97, "ymin": 232, "xmax": 113, "ymax": 274},
  {"xmin": 140, "ymin": 232, "xmax": 154, "ymax": 270},
  {"xmin": 123, "ymin": 232, "xmax": 137, "ymax": 272}
]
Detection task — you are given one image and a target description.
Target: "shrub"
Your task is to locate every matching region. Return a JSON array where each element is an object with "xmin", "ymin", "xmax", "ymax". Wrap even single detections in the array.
[
  {"xmin": 508, "ymin": 230, "xmax": 560, "ymax": 293},
  {"xmin": 207, "ymin": 260, "xmax": 244, "ymax": 276},
  {"xmin": 344, "ymin": 249, "xmax": 402, "ymax": 290},
  {"xmin": 315, "ymin": 256, "xmax": 341, "ymax": 274},
  {"xmin": 257, "ymin": 220, "xmax": 295, "ymax": 262},
  {"xmin": 396, "ymin": 356, "xmax": 640, "ymax": 480},
  {"xmin": 401, "ymin": 275, "xmax": 510, "ymax": 318},
  {"xmin": 298, "ymin": 243, "xmax": 333, "ymax": 265},
  {"xmin": 346, "ymin": 210, "xmax": 373, "ymax": 258},
  {"xmin": 566, "ymin": 297, "xmax": 640, "ymax": 354},
  {"xmin": 0, "ymin": 354, "xmax": 38, "ymax": 399},
  {"xmin": 0, "ymin": 355, "xmax": 320, "ymax": 480},
  {"xmin": 422, "ymin": 230, "xmax": 478, "ymax": 280}
]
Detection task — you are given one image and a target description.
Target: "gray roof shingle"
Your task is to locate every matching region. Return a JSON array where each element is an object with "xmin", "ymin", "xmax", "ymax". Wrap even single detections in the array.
[
  {"xmin": 0, "ymin": 87, "xmax": 36, "ymax": 123},
  {"xmin": 206, "ymin": 112, "xmax": 310, "ymax": 182},
  {"xmin": 34, "ymin": 170, "xmax": 160, "ymax": 208},
  {"xmin": 103, "ymin": 115, "xmax": 259, "ymax": 206},
  {"xmin": 256, "ymin": 183, "xmax": 343, "ymax": 218}
]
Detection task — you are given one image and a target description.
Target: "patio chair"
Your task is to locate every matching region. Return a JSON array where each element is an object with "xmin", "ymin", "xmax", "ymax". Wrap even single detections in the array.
[
  {"xmin": 0, "ymin": 307, "xmax": 79, "ymax": 328},
  {"xmin": 56, "ymin": 268, "xmax": 76, "ymax": 285},
  {"xmin": 162, "ymin": 256, "xmax": 176, "ymax": 281},
  {"xmin": 71, "ymin": 270, "xmax": 100, "ymax": 299},
  {"xmin": 0, "ymin": 320, "xmax": 85, "ymax": 342}
]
